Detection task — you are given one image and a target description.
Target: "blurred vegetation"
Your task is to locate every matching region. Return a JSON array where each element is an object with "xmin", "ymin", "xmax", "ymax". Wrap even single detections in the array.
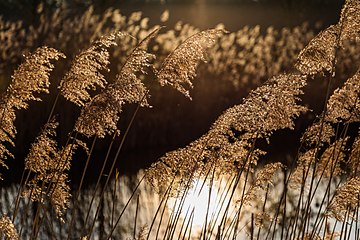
[{"xmin": 0, "ymin": 0, "xmax": 345, "ymax": 20}]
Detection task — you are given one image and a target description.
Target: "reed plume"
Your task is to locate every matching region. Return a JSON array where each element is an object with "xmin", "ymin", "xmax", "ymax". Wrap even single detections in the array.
[
  {"xmin": 0, "ymin": 0, "xmax": 358, "ymax": 238},
  {"xmin": 315, "ymin": 138, "xmax": 347, "ymax": 178},
  {"xmin": 288, "ymin": 149, "xmax": 317, "ymax": 189},
  {"xmin": 0, "ymin": 46, "xmax": 64, "ymax": 177},
  {"xmin": 325, "ymin": 68, "xmax": 360, "ymax": 123},
  {"xmin": 75, "ymin": 28, "xmax": 158, "ymax": 138},
  {"xmin": 301, "ymin": 121, "xmax": 335, "ymax": 146},
  {"xmin": 0, "ymin": 17, "xmax": 24, "ymax": 74},
  {"xmin": 243, "ymin": 162, "xmax": 283, "ymax": 205},
  {"xmin": 156, "ymin": 28, "xmax": 227, "ymax": 99},
  {"xmin": 147, "ymin": 73, "xmax": 307, "ymax": 193},
  {"xmin": 60, "ymin": 32, "xmax": 123, "ymax": 106},
  {"xmin": 0, "ymin": 215, "xmax": 19, "ymax": 240},
  {"xmin": 348, "ymin": 134, "xmax": 360, "ymax": 176},
  {"xmin": 295, "ymin": 68, "xmax": 360, "ymax": 182},
  {"xmin": 339, "ymin": 0, "xmax": 360, "ymax": 45},
  {"xmin": 0, "ymin": 106, "xmax": 15, "ymax": 172},
  {"xmin": 5, "ymin": 46, "xmax": 65, "ymax": 109},
  {"xmin": 327, "ymin": 176, "xmax": 360, "ymax": 221},
  {"xmin": 22, "ymin": 119, "xmax": 78, "ymax": 221},
  {"xmin": 295, "ymin": 25, "xmax": 338, "ymax": 75}
]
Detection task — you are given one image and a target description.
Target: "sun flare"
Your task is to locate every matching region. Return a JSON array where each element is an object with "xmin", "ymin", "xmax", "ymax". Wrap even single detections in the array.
[{"xmin": 168, "ymin": 178, "xmax": 222, "ymax": 228}]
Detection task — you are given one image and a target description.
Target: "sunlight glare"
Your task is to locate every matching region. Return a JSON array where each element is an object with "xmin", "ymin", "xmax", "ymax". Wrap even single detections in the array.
[{"xmin": 169, "ymin": 178, "xmax": 220, "ymax": 228}]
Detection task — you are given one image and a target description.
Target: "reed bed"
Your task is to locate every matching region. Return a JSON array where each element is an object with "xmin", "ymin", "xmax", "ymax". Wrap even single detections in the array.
[{"xmin": 0, "ymin": 0, "xmax": 360, "ymax": 239}]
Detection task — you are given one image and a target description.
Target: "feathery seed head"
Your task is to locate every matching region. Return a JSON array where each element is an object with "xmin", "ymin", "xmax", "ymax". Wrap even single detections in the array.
[
  {"xmin": 147, "ymin": 73, "xmax": 306, "ymax": 193},
  {"xmin": 327, "ymin": 176, "xmax": 360, "ymax": 221},
  {"xmin": 301, "ymin": 121, "xmax": 335, "ymax": 146},
  {"xmin": 316, "ymin": 138, "xmax": 347, "ymax": 178},
  {"xmin": 289, "ymin": 149, "xmax": 316, "ymax": 189},
  {"xmin": 0, "ymin": 215, "xmax": 19, "ymax": 240},
  {"xmin": 60, "ymin": 31, "xmax": 124, "ymax": 106},
  {"xmin": 295, "ymin": 25, "xmax": 338, "ymax": 75},
  {"xmin": 348, "ymin": 134, "xmax": 360, "ymax": 176},
  {"xmin": 75, "ymin": 29, "xmax": 159, "ymax": 138},
  {"xmin": 23, "ymin": 119, "xmax": 77, "ymax": 221},
  {"xmin": 25, "ymin": 120, "xmax": 58, "ymax": 174},
  {"xmin": 339, "ymin": 0, "xmax": 360, "ymax": 45},
  {"xmin": 75, "ymin": 93, "xmax": 121, "ymax": 138},
  {"xmin": 0, "ymin": 46, "xmax": 63, "ymax": 177},
  {"xmin": 326, "ymin": 69, "xmax": 360, "ymax": 123},
  {"xmin": 228, "ymin": 73, "xmax": 307, "ymax": 137},
  {"xmin": 243, "ymin": 162, "xmax": 283, "ymax": 206},
  {"xmin": 8, "ymin": 46, "xmax": 65, "ymax": 109},
  {"xmin": 157, "ymin": 28, "xmax": 227, "ymax": 99}
]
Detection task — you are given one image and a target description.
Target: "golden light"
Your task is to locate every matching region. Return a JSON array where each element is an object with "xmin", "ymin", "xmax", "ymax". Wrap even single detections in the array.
[{"xmin": 168, "ymin": 177, "xmax": 221, "ymax": 229}]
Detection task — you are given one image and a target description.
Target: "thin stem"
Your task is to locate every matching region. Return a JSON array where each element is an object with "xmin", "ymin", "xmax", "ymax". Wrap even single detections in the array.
[
  {"xmin": 105, "ymin": 175, "xmax": 145, "ymax": 239},
  {"xmin": 67, "ymin": 136, "xmax": 97, "ymax": 239},
  {"xmin": 256, "ymin": 184, "xmax": 270, "ymax": 240},
  {"xmin": 88, "ymin": 94, "xmax": 145, "ymax": 238},
  {"xmin": 148, "ymin": 179, "xmax": 174, "ymax": 240},
  {"xmin": 133, "ymin": 194, "xmax": 140, "ymax": 239},
  {"xmin": 110, "ymin": 169, "xmax": 119, "ymax": 232},
  {"xmin": 82, "ymin": 133, "xmax": 117, "ymax": 229}
]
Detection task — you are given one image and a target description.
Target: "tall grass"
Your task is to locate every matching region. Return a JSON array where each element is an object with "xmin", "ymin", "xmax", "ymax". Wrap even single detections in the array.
[{"xmin": 0, "ymin": 0, "xmax": 360, "ymax": 239}]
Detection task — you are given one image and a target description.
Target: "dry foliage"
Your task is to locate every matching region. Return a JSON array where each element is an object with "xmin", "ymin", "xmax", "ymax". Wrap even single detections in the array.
[
  {"xmin": 0, "ymin": 0, "xmax": 359, "ymax": 239},
  {"xmin": 0, "ymin": 215, "xmax": 19, "ymax": 240}
]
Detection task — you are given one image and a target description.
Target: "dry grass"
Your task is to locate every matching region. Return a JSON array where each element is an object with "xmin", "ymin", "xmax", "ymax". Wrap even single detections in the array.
[{"xmin": 0, "ymin": 0, "xmax": 360, "ymax": 239}]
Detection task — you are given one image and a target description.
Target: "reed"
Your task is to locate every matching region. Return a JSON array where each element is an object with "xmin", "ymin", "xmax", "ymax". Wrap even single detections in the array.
[{"xmin": 0, "ymin": 0, "xmax": 359, "ymax": 239}]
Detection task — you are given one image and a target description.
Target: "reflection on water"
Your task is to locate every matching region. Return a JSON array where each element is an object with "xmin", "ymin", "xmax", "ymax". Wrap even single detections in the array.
[{"xmin": 0, "ymin": 170, "xmax": 351, "ymax": 239}]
